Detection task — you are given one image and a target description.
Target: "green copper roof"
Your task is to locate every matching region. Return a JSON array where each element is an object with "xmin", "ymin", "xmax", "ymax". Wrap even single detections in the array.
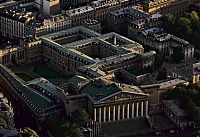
[
  {"xmin": 68, "ymin": 75, "xmax": 87, "ymax": 86},
  {"xmin": 80, "ymin": 80, "xmax": 120, "ymax": 101}
]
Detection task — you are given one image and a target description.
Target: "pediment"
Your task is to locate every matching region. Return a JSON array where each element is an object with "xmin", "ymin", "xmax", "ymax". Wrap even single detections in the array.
[{"xmin": 97, "ymin": 91, "xmax": 147, "ymax": 103}]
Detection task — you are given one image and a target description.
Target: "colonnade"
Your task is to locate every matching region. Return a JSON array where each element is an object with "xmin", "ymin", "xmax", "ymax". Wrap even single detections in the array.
[{"xmin": 94, "ymin": 100, "xmax": 148, "ymax": 123}]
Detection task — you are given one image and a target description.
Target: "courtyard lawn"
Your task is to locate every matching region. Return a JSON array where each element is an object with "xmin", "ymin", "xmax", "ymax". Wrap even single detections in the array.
[
  {"xmin": 15, "ymin": 73, "xmax": 33, "ymax": 82},
  {"xmin": 33, "ymin": 65, "xmax": 64, "ymax": 78}
]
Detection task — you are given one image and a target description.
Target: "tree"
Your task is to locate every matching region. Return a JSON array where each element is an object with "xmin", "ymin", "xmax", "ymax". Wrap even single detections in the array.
[
  {"xmin": 163, "ymin": 84, "xmax": 200, "ymax": 124},
  {"xmin": 176, "ymin": 17, "xmax": 192, "ymax": 40},
  {"xmin": 163, "ymin": 11, "xmax": 200, "ymax": 49},
  {"xmin": 43, "ymin": 115, "xmax": 84, "ymax": 137},
  {"xmin": 23, "ymin": 127, "xmax": 39, "ymax": 137},
  {"xmin": 171, "ymin": 46, "xmax": 184, "ymax": 63},
  {"xmin": 163, "ymin": 13, "xmax": 175, "ymax": 33},
  {"xmin": 156, "ymin": 68, "xmax": 167, "ymax": 81},
  {"xmin": 71, "ymin": 109, "xmax": 89, "ymax": 127},
  {"xmin": 191, "ymin": 11, "xmax": 199, "ymax": 21},
  {"xmin": 59, "ymin": 124, "xmax": 84, "ymax": 137},
  {"xmin": 154, "ymin": 53, "xmax": 163, "ymax": 70},
  {"xmin": 184, "ymin": 11, "xmax": 199, "ymax": 21},
  {"xmin": 69, "ymin": 126, "xmax": 84, "ymax": 137}
]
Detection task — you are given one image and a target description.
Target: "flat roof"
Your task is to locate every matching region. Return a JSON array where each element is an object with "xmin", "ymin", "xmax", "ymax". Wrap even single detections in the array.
[
  {"xmin": 65, "ymin": 6, "xmax": 94, "ymax": 16},
  {"xmin": 0, "ymin": 1, "xmax": 18, "ymax": 9},
  {"xmin": 68, "ymin": 75, "xmax": 87, "ymax": 86},
  {"xmin": 163, "ymin": 100, "xmax": 188, "ymax": 117}
]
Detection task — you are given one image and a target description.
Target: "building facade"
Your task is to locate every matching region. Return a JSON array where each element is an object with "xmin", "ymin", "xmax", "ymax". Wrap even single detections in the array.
[
  {"xmin": 0, "ymin": 6, "xmax": 71, "ymax": 38},
  {"xmin": 107, "ymin": 6, "xmax": 162, "ymax": 35},
  {"xmin": 0, "ymin": 27, "xmax": 155, "ymax": 79},
  {"xmin": 142, "ymin": 0, "xmax": 200, "ymax": 17},
  {"xmin": 133, "ymin": 28, "xmax": 194, "ymax": 61},
  {"xmin": 83, "ymin": 19, "xmax": 101, "ymax": 33},
  {"xmin": 162, "ymin": 100, "xmax": 195, "ymax": 130},
  {"xmin": 64, "ymin": 0, "xmax": 134, "ymax": 27},
  {"xmin": 60, "ymin": 0, "xmax": 91, "ymax": 9},
  {"xmin": 79, "ymin": 78, "xmax": 149, "ymax": 123},
  {"xmin": 173, "ymin": 63, "xmax": 200, "ymax": 83}
]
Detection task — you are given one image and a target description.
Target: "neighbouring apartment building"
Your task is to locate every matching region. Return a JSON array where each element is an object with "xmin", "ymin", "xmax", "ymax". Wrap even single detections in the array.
[
  {"xmin": 142, "ymin": 0, "xmax": 200, "ymax": 17},
  {"xmin": 0, "ymin": 6, "xmax": 71, "ymax": 38},
  {"xmin": 107, "ymin": 6, "xmax": 162, "ymax": 35},
  {"xmin": 133, "ymin": 27, "xmax": 194, "ymax": 61},
  {"xmin": 173, "ymin": 63, "xmax": 200, "ymax": 83}
]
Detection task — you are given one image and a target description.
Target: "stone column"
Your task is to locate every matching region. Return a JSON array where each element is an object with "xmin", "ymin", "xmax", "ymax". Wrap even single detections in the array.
[
  {"xmin": 127, "ymin": 103, "xmax": 130, "ymax": 118},
  {"xmin": 118, "ymin": 105, "xmax": 120, "ymax": 120},
  {"xmin": 122, "ymin": 104, "xmax": 125, "ymax": 119},
  {"xmin": 141, "ymin": 101, "xmax": 144, "ymax": 117},
  {"xmin": 113, "ymin": 106, "xmax": 115, "ymax": 121},
  {"xmin": 103, "ymin": 107, "xmax": 106, "ymax": 122},
  {"xmin": 136, "ymin": 102, "xmax": 139, "ymax": 117},
  {"xmin": 114, "ymin": 36, "xmax": 117, "ymax": 45},
  {"xmin": 132, "ymin": 102, "xmax": 134, "ymax": 118},
  {"xmin": 145, "ymin": 100, "xmax": 148, "ymax": 115},
  {"xmin": 99, "ymin": 107, "xmax": 101, "ymax": 123},
  {"xmin": 94, "ymin": 108, "xmax": 97, "ymax": 122},
  {"xmin": 108, "ymin": 106, "xmax": 111, "ymax": 121}
]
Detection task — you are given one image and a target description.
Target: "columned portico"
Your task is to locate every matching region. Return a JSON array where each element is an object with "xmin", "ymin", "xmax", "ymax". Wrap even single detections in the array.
[{"xmin": 93, "ymin": 100, "xmax": 148, "ymax": 122}]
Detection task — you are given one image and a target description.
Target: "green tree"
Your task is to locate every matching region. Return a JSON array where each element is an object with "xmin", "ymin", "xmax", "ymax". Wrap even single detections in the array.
[
  {"xmin": 43, "ymin": 115, "xmax": 84, "ymax": 137},
  {"xmin": 154, "ymin": 53, "xmax": 163, "ymax": 70},
  {"xmin": 163, "ymin": 83, "xmax": 200, "ymax": 124},
  {"xmin": 191, "ymin": 11, "xmax": 199, "ymax": 21},
  {"xmin": 171, "ymin": 46, "xmax": 184, "ymax": 63},
  {"xmin": 176, "ymin": 17, "xmax": 192, "ymax": 40},
  {"xmin": 59, "ymin": 124, "xmax": 84, "ymax": 137},
  {"xmin": 184, "ymin": 11, "xmax": 199, "ymax": 21},
  {"xmin": 71, "ymin": 109, "xmax": 89, "ymax": 127},
  {"xmin": 69, "ymin": 126, "xmax": 84, "ymax": 137},
  {"xmin": 23, "ymin": 127, "xmax": 39, "ymax": 137},
  {"xmin": 156, "ymin": 68, "xmax": 167, "ymax": 81},
  {"xmin": 163, "ymin": 11, "xmax": 200, "ymax": 48},
  {"xmin": 163, "ymin": 13, "xmax": 175, "ymax": 33}
]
